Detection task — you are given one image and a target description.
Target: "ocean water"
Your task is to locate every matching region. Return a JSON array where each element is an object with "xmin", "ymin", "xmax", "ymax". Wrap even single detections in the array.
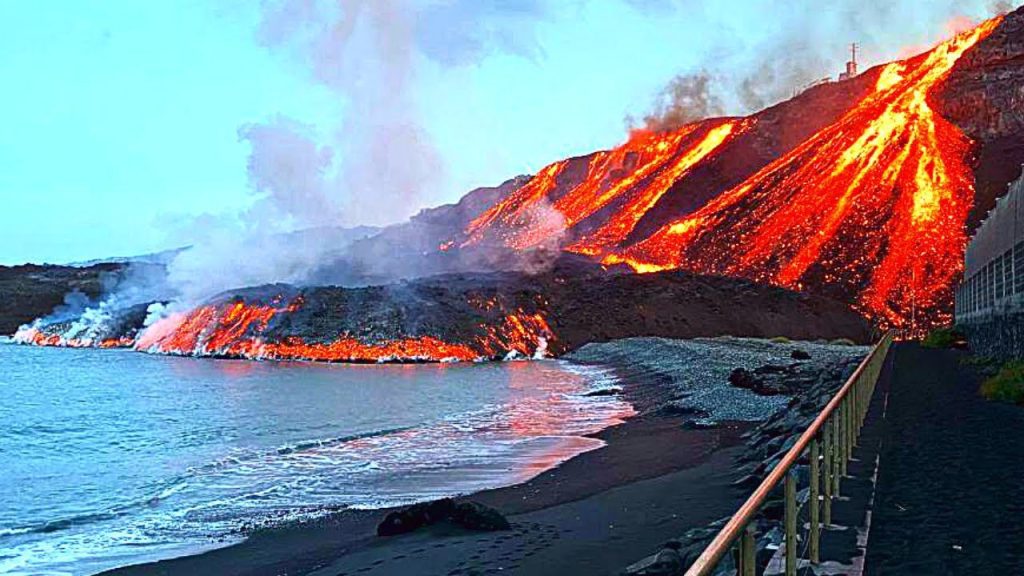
[{"xmin": 0, "ymin": 344, "xmax": 632, "ymax": 576}]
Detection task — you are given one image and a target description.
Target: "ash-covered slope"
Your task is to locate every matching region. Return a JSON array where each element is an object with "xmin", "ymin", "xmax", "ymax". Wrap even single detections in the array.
[{"xmin": 18, "ymin": 261, "xmax": 871, "ymax": 362}]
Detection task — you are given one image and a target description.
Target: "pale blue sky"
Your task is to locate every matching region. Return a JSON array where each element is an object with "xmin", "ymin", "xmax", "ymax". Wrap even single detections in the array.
[{"xmin": 0, "ymin": 0, "xmax": 1002, "ymax": 264}]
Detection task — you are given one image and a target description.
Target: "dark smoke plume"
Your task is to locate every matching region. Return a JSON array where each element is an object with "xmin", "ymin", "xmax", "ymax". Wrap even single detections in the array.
[
  {"xmin": 631, "ymin": 72, "xmax": 726, "ymax": 132},
  {"xmin": 632, "ymin": 0, "xmax": 1015, "ymax": 127}
]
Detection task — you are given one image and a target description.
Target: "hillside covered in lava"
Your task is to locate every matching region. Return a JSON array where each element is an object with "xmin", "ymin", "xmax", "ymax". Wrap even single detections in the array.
[
  {"xmin": 6, "ymin": 9, "xmax": 1024, "ymax": 362},
  {"xmin": 433, "ymin": 11, "xmax": 1024, "ymax": 335}
]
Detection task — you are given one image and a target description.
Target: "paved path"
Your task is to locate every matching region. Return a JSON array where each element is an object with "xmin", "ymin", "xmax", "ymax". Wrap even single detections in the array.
[{"xmin": 863, "ymin": 343, "xmax": 1024, "ymax": 574}]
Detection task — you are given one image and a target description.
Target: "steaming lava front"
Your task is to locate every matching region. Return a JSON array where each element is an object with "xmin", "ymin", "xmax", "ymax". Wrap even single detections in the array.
[{"xmin": 133, "ymin": 293, "xmax": 554, "ymax": 363}]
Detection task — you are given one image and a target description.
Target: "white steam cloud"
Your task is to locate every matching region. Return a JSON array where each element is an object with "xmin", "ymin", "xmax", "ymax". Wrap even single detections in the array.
[
  {"xmin": 153, "ymin": 0, "xmax": 552, "ymax": 309},
  {"xmin": 154, "ymin": 0, "xmax": 1017, "ymax": 311}
]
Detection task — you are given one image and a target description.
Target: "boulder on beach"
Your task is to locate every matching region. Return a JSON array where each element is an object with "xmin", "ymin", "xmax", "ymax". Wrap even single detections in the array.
[
  {"xmin": 791, "ymin": 349, "xmax": 811, "ymax": 360},
  {"xmin": 376, "ymin": 498, "xmax": 510, "ymax": 537},
  {"xmin": 376, "ymin": 498, "xmax": 456, "ymax": 536},
  {"xmin": 622, "ymin": 547, "xmax": 683, "ymax": 576},
  {"xmin": 450, "ymin": 501, "xmax": 511, "ymax": 531}
]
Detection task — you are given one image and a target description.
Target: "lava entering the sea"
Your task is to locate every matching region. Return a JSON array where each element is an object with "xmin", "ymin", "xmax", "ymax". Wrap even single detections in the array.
[
  {"xmin": 12, "ymin": 326, "xmax": 134, "ymax": 349},
  {"xmin": 132, "ymin": 296, "xmax": 554, "ymax": 363}
]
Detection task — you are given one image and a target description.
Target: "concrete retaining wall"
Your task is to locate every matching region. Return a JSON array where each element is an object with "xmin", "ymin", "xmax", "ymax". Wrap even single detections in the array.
[{"xmin": 962, "ymin": 310, "xmax": 1024, "ymax": 360}]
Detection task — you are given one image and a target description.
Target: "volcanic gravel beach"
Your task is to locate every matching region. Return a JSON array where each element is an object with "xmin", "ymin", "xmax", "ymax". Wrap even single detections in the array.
[{"xmin": 101, "ymin": 338, "xmax": 866, "ymax": 576}]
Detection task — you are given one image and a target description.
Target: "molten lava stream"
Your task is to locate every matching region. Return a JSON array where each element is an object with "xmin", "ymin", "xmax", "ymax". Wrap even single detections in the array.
[
  {"xmin": 13, "ymin": 326, "xmax": 136, "ymax": 349},
  {"xmin": 461, "ymin": 119, "xmax": 741, "ymax": 251},
  {"xmin": 606, "ymin": 17, "xmax": 1002, "ymax": 334},
  {"xmin": 462, "ymin": 160, "xmax": 571, "ymax": 248},
  {"xmin": 568, "ymin": 120, "xmax": 743, "ymax": 256}
]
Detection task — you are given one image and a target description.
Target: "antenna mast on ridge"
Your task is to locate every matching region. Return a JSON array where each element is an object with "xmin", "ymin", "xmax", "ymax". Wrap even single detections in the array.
[{"xmin": 839, "ymin": 42, "xmax": 859, "ymax": 81}]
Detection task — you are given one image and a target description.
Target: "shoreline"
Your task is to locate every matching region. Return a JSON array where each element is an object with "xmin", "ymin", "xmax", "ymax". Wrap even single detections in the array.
[
  {"xmin": 99, "ymin": 337, "xmax": 865, "ymax": 576},
  {"xmin": 99, "ymin": 357, "xmax": 754, "ymax": 576},
  {"xmin": 102, "ymin": 416, "xmax": 752, "ymax": 576}
]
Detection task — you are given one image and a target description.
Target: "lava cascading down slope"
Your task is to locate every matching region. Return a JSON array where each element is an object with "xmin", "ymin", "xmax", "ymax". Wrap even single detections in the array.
[
  {"xmin": 606, "ymin": 19, "xmax": 1001, "ymax": 332},
  {"xmin": 461, "ymin": 119, "xmax": 745, "ymax": 251},
  {"xmin": 133, "ymin": 295, "xmax": 554, "ymax": 363},
  {"xmin": 462, "ymin": 17, "xmax": 1002, "ymax": 334}
]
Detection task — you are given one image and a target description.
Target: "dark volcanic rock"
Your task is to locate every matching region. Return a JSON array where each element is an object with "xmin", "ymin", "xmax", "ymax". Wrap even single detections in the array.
[
  {"xmin": 728, "ymin": 367, "xmax": 764, "ymax": 391},
  {"xmin": 376, "ymin": 499, "xmax": 456, "ymax": 537},
  {"xmin": 728, "ymin": 364, "xmax": 803, "ymax": 396},
  {"xmin": 791, "ymin": 349, "xmax": 811, "ymax": 360},
  {"xmin": 376, "ymin": 499, "xmax": 509, "ymax": 537},
  {"xmin": 449, "ymin": 501, "xmax": 511, "ymax": 531},
  {"xmin": 0, "ymin": 263, "xmax": 125, "ymax": 334},
  {"xmin": 939, "ymin": 6, "xmax": 1024, "ymax": 232}
]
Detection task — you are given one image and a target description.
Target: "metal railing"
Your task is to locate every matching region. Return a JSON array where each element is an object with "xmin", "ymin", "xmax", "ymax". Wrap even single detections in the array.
[{"xmin": 684, "ymin": 332, "xmax": 894, "ymax": 576}]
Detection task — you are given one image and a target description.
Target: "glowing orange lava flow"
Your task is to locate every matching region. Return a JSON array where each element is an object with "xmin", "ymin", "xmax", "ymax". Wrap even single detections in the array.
[
  {"xmin": 134, "ymin": 297, "xmax": 554, "ymax": 363},
  {"xmin": 461, "ymin": 120, "xmax": 743, "ymax": 250},
  {"xmin": 13, "ymin": 326, "xmax": 136, "ymax": 349},
  {"xmin": 463, "ymin": 160, "xmax": 571, "ymax": 249},
  {"xmin": 607, "ymin": 18, "xmax": 1001, "ymax": 333},
  {"xmin": 569, "ymin": 121, "xmax": 742, "ymax": 255}
]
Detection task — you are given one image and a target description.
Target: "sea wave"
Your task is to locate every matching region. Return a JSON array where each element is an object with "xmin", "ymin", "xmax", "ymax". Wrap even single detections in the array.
[{"xmin": 0, "ymin": 352, "xmax": 632, "ymax": 576}]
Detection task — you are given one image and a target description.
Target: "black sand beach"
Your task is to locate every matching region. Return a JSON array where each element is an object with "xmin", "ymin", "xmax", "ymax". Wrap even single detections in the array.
[
  {"xmin": 104, "ymin": 416, "xmax": 752, "ymax": 576},
  {"xmin": 103, "ymin": 338, "xmax": 864, "ymax": 576}
]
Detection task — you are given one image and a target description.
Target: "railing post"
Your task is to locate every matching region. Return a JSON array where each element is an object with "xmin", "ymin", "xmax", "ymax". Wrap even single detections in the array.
[
  {"xmin": 678, "ymin": 333, "xmax": 891, "ymax": 576},
  {"xmin": 823, "ymin": 422, "xmax": 833, "ymax": 526},
  {"xmin": 835, "ymin": 405, "xmax": 843, "ymax": 491},
  {"xmin": 809, "ymin": 436, "xmax": 821, "ymax": 564},
  {"xmin": 847, "ymin": 393, "xmax": 855, "ymax": 459},
  {"xmin": 859, "ymin": 369, "xmax": 868, "ymax": 426},
  {"xmin": 785, "ymin": 471, "xmax": 797, "ymax": 576},
  {"xmin": 738, "ymin": 523, "xmax": 755, "ymax": 576},
  {"xmin": 851, "ymin": 385, "xmax": 858, "ymax": 448},
  {"xmin": 840, "ymin": 399, "xmax": 849, "ymax": 477}
]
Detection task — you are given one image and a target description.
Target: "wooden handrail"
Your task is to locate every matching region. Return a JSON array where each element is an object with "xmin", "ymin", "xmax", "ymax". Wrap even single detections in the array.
[{"xmin": 684, "ymin": 332, "xmax": 893, "ymax": 576}]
